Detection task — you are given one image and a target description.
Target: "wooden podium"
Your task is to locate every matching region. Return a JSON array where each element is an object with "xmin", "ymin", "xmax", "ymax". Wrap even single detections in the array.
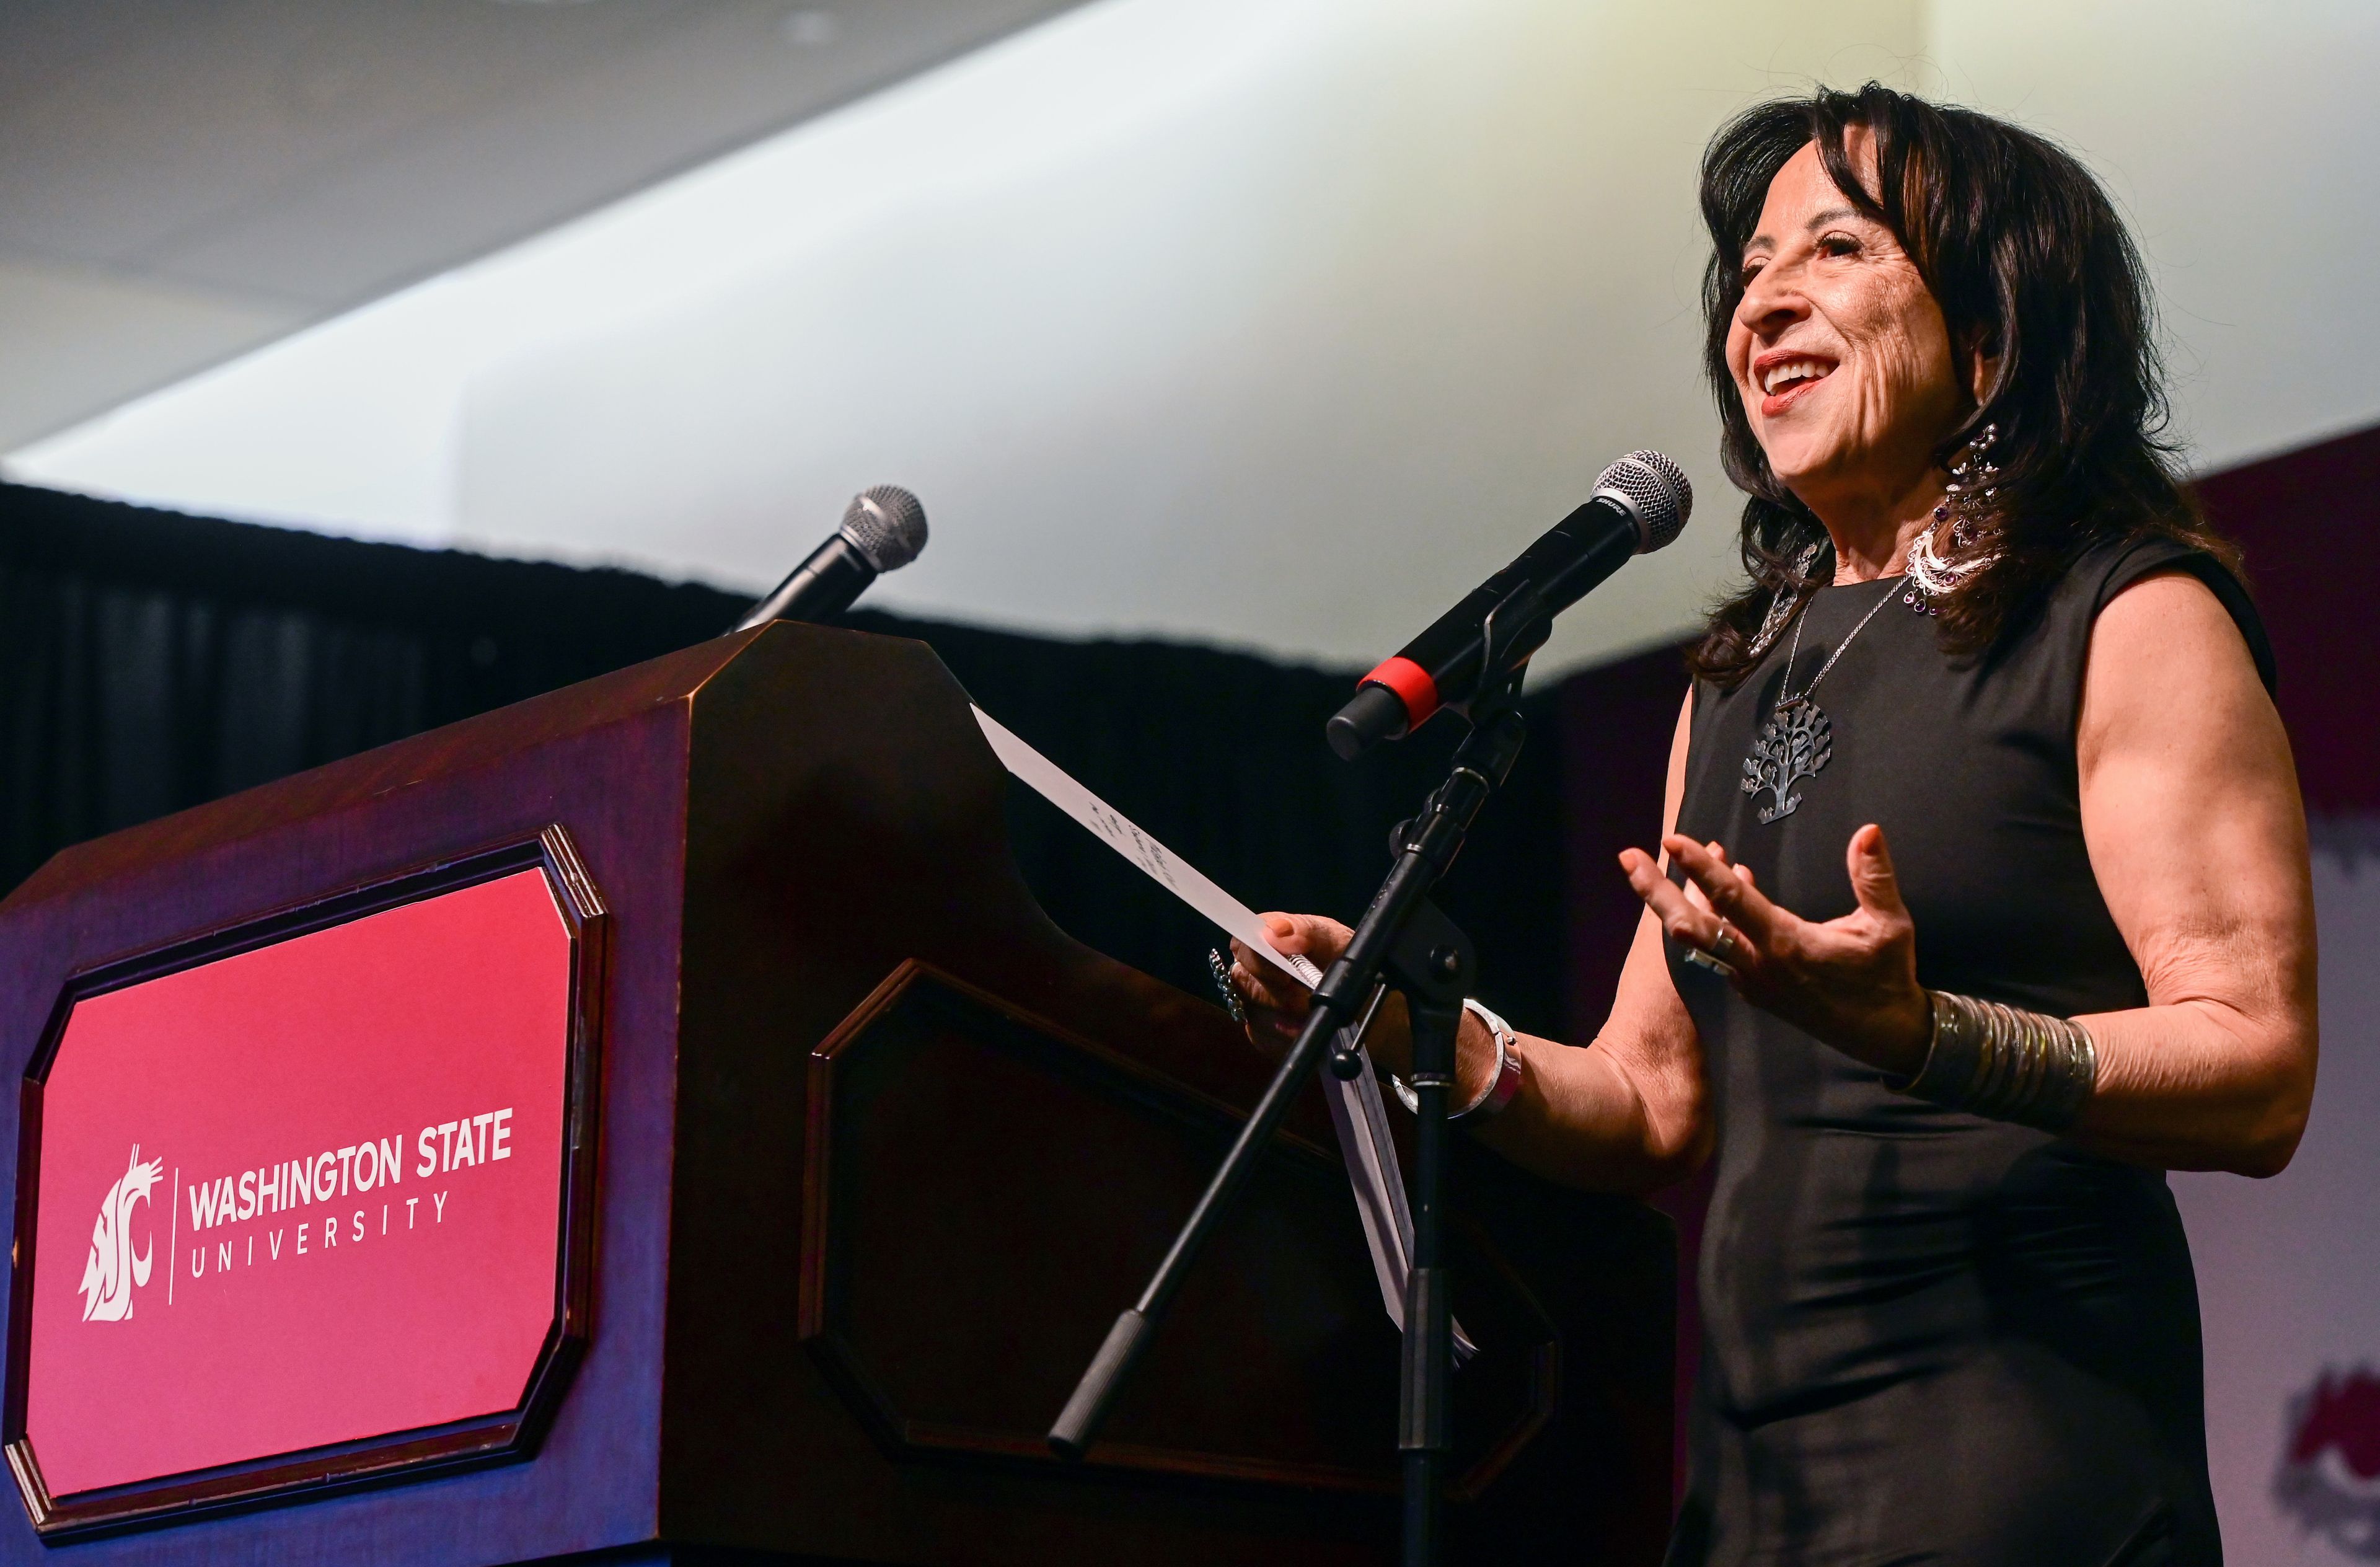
[{"xmin": 0, "ymin": 624, "xmax": 1672, "ymax": 1566}]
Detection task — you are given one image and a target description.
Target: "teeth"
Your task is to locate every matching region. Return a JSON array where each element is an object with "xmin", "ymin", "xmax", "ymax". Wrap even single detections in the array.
[{"xmin": 1760, "ymin": 358, "xmax": 1830, "ymax": 395}]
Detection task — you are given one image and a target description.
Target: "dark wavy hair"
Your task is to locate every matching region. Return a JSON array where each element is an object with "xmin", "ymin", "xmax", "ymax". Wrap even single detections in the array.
[{"xmin": 1689, "ymin": 84, "xmax": 2237, "ymax": 686}]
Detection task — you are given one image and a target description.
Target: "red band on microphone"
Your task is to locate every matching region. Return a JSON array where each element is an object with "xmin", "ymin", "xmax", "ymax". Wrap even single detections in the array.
[{"xmin": 1361, "ymin": 656, "xmax": 1439, "ymax": 727}]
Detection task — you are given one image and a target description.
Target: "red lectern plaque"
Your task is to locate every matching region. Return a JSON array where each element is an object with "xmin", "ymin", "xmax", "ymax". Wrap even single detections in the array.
[{"xmin": 5, "ymin": 831, "xmax": 605, "ymax": 1535}]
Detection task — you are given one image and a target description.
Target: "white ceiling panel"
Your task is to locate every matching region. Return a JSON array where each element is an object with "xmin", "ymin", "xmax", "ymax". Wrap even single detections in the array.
[
  {"xmin": 0, "ymin": 0, "xmax": 1093, "ymax": 446},
  {"xmin": 11, "ymin": 0, "xmax": 2377, "ymax": 676}
]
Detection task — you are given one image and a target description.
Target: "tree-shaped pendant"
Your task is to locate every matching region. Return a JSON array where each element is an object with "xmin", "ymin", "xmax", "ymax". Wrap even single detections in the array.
[{"xmin": 1742, "ymin": 698, "xmax": 1832, "ymax": 823}]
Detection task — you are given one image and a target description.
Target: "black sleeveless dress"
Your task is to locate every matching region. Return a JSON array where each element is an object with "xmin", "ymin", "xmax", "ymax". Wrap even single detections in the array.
[{"xmin": 1662, "ymin": 535, "xmax": 2273, "ymax": 1567}]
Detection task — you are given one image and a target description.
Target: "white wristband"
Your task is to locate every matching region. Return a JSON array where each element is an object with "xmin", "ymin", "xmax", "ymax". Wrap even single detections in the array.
[{"xmin": 1391, "ymin": 999, "xmax": 1523, "ymax": 1123}]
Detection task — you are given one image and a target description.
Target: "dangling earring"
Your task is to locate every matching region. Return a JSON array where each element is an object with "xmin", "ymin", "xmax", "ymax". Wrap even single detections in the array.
[{"xmin": 1905, "ymin": 423, "xmax": 2000, "ymax": 614}]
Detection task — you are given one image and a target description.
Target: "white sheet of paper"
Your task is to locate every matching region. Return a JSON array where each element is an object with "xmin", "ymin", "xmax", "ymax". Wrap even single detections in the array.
[
  {"xmin": 972, "ymin": 703, "xmax": 1474, "ymax": 1360},
  {"xmin": 973, "ymin": 705, "xmax": 1313, "ymax": 988}
]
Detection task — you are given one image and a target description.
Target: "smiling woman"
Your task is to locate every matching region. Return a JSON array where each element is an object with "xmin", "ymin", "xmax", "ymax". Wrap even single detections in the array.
[
  {"xmin": 1691, "ymin": 87, "xmax": 2242, "ymax": 677},
  {"xmin": 1229, "ymin": 83, "xmax": 2315, "ymax": 1565}
]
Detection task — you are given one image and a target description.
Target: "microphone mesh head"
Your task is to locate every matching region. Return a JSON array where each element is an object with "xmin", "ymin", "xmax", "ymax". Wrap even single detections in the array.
[
  {"xmin": 1593, "ymin": 450, "xmax": 1693, "ymax": 553},
  {"xmin": 839, "ymin": 485, "xmax": 929, "ymax": 572}
]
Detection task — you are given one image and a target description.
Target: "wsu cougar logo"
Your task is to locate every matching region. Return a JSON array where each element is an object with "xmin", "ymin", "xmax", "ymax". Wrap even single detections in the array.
[
  {"xmin": 2276, "ymin": 1366, "xmax": 2380, "ymax": 1558},
  {"xmin": 76, "ymin": 1145, "xmax": 164, "ymax": 1322}
]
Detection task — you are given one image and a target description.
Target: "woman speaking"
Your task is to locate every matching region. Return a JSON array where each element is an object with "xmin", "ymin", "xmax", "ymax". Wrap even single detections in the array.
[{"xmin": 1231, "ymin": 85, "xmax": 2316, "ymax": 1565}]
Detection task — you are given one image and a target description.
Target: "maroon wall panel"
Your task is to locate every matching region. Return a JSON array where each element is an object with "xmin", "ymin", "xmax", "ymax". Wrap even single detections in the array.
[{"xmin": 2192, "ymin": 422, "xmax": 2380, "ymax": 816}]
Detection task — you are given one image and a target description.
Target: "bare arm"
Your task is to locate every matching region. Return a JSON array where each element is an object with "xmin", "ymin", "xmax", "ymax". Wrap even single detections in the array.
[
  {"xmin": 1232, "ymin": 694, "xmax": 1711, "ymax": 1194},
  {"xmin": 2066, "ymin": 570, "xmax": 2317, "ymax": 1174}
]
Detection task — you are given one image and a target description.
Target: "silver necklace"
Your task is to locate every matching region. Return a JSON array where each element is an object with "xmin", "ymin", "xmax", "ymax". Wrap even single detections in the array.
[
  {"xmin": 1740, "ymin": 575, "xmax": 1902, "ymax": 823},
  {"xmin": 1743, "ymin": 541, "xmax": 1825, "ymax": 660}
]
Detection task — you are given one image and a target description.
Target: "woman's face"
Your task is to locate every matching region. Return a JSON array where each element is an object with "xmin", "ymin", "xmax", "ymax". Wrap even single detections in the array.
[{"xmin": 1726, "ymin": 138, "xmax": 1967, "ymax": 516}]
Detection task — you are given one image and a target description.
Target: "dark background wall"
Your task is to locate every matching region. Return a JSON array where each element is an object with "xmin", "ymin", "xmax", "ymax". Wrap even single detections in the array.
[{"xmin": 0, "ymin": 480, "xmax": 1588, "ymax": 1042}]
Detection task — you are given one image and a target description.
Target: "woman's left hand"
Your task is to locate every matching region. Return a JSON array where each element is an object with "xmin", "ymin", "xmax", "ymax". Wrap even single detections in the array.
[{"xmin": 1619, "ymin": 823, "xmax": 1931, "ymax": 1078}]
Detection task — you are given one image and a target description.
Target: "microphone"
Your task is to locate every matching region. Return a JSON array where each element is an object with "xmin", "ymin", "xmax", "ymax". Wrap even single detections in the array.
[
  {"xmin": 732, "ymin": 485, "xmax": 930, "ymax": 632},
  {"xmin": 1327, "ymin": 450, "xmax": 1691, "ymax": 759}
]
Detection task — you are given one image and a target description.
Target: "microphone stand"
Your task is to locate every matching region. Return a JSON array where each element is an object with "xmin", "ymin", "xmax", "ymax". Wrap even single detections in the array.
[{"xmin": 1047, "ymin": 677, "xmax": 1528, "ymax": 1567}]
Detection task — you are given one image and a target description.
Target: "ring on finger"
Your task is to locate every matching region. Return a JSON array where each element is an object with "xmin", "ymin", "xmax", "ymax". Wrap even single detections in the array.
[{"xmin": 1681, "ymin": 947, "xmax": 1735, "ymax": 978}]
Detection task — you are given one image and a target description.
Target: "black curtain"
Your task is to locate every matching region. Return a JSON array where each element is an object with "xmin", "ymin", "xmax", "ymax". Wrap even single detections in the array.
[{"xmin": 0, "ymin": 483, "xmax": 1571, "ymax": 1036}]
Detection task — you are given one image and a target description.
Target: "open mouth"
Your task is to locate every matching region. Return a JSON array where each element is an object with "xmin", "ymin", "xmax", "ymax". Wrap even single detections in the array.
[{"xmin": 1753, "ymin": 353, "xmax": 1836, "ymax": 414}]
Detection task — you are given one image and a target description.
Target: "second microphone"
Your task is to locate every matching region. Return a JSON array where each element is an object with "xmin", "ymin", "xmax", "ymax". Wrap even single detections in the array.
[{"xmin": 733, "ymin": 485, "xmax": 930, "ymax": 632}]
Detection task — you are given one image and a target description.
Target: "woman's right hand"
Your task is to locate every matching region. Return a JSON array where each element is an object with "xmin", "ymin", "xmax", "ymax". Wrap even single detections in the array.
[
  {"xmin": 1226, "ymin": 911, "xmax": 1480, "ymax": 1093},
  {"xmin": 1227, "ymin": 912, "xmax": 1355, "ymax": 1048}
]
